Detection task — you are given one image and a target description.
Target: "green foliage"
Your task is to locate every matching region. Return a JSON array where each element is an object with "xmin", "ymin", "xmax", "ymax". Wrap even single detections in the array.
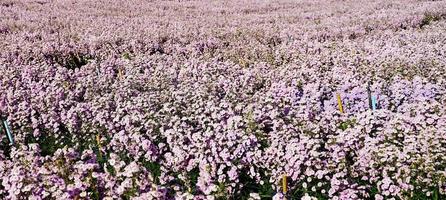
[
  {"xmin": 45, "ymin": 52, "xmax": 92, "ymax": 70},
  {"xmin": 122, "ymin": 52, "xmax": 132, "ymax": 60},
  {"xmin": 186, "ymin": 167, "xmax": 200, "ymax": 193},
  {"xmin": 420, "ymin": 12, "xmax": 442, "ymax": 28},
  {"xmin": 338, "ymin": 118, "xmax": 357, "ymax": 131},
  {"xmin": 93, "ymin": 144, "xmax": 106, "ymax": 169},
  {"xmin": 65, "ymin": 53, "xmax": 90, "ymax": 70},
  {"xmin": 245, "ymin": 111, "xmax": 270, "ymax": 150},
  {"xmin": 122, "ymin": 178, "xmax": 138, "ymax": 200},
  {"xmin": 0, "ymin": 135, "xmax": 12, "ymax": 158},
  {"xmin": 87, "ymin": 171, "xmax": 101, "ymax": 200},
  {"xmin": 233, "ymin": 169, "xmax": 274, "ymax": 200},
  {"xmin": 141, "ymin": 159, "xmax": 161, "ymax": 184},
  {"xmin": 27, "ymin": 129, "xmax": 71, "ymax": 157}
]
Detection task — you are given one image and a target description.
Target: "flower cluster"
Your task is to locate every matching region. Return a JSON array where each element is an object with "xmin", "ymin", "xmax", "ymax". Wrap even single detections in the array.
[{"xmin": 1, "ymin": 0, "xmax": 446, "ymax": 199}]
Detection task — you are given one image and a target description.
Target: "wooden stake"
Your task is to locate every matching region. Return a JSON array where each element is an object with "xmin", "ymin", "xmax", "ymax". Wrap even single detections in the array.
[
  {"xmin": 96, "ymin": 134, "xmax": 102, "ymax": 157},
  {"xmin": 336, "ymin": 93, "xmax": 344, "ymax": 113},
  {"xmin": 96, "ymin": 134, "xmax": 101, "ymax": 148},
  {"xmin": 118, "ymin": 68, "xmax": 123, "ymax": 80}
]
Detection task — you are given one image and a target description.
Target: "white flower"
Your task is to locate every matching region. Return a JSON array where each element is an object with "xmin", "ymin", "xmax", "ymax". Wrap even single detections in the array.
[
  {"xmin": 80, "ymin": 191, "xmax": 87, "ymax": 197},
  {"xmin": 206, "ymin": 195, "xmax": 215, "ymax": 200},
  {"xmin": 272, "ymin": 193, "xmax": 284, "ymax": 200},
  {"xmin": 249, "ymin": 193, "xmax": 261, "ymax": 200},
  {"xmin": 375, "ymin": 194, "xmax": 384, "ymax": 200},
  {"xmin": 301, "ymin": 193, "xmax": 317, "ymax": 200}
]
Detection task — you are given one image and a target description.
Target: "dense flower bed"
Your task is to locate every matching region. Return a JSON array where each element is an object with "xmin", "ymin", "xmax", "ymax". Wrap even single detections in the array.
[{"xmin": 1, "ymin": 0, "xmax": 446, "ymax": 199}]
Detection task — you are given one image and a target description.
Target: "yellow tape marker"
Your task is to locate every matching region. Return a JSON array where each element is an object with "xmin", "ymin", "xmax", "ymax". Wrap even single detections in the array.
[
  {"xmin": 336, "ymin": 93, "xmax": 344, "ymax": 113},
  {"xmin": 282, "ymin": 174, "xmax": 287, "ymax": 194}
]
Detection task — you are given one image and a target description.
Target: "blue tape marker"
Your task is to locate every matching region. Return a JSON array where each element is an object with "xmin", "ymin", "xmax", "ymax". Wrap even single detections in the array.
[
  {"xmin": 3, "ymin": 120, "xmax": 14, "ymax": 145},
  {"xmin": 371, "ymin": 96, "xmax": 377, "ymax": 111}
]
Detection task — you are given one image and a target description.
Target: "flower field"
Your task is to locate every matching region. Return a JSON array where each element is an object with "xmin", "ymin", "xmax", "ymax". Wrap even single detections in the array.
[{"xmin": 1, "ymin": 0, "xmax": 446, "ymax": 199}]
